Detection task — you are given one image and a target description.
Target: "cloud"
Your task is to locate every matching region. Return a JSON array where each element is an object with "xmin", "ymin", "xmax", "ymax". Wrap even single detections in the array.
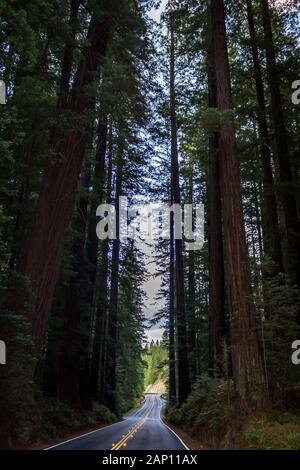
[{"xmin": 146, "ymin": 328, "xmax": 163, "ymax": 343}]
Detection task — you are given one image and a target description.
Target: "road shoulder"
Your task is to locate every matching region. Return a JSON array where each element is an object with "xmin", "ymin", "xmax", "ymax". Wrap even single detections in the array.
[{"xmin": 161, "ymin": 418, "xmax": 207, "ymax": 450}]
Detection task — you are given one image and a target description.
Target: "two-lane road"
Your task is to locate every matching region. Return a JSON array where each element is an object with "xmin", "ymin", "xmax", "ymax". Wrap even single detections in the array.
[{"xmin": 45, "ymin": 394, "xmax": 188, "ymax": 451}]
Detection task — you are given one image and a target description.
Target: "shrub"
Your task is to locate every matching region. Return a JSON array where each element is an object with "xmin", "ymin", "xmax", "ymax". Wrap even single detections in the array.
[{"xmin": 37, "ymin": 398, "xmax": 117, "ymax": 443}]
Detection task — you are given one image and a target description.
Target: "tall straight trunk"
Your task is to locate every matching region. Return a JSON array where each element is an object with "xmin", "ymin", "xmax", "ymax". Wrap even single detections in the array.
[
  {"xmin": 98, "ymin": 125, "xmax": 114, "ymax": 404},
  {"xmin": 93, "ymin": 238, "xmax": 110, "ymax": 402},
  {"xmin": 105, "ymin": 136, "xmax": 123, "ymax": 413},
  {"xmin": 57, "ymin": 161, "xmax": 91, "ymax": 403},
  {"xmin": 169, "ymin": 189, "xmax": 176, "ymax": 405},
  {"xmin": 187, "ymin": 167, "xmax": 197, "ymax": 384},
  {"xmin": 89, "ymin": 116, "xmax": 110, "ymax": 401},
  {"xmin": 17, "ymin": 12, "xmax": 110, "ymax": 350},
  {"xmin": 79, "ymin": 117, "xmax": 109, "ymax": 408},
  {"xmin": 252, "ymin": 180, "xmax": 264, "ymax": 261},
  {"xmin": 169, "ymin": 16, "xmax": 191, "ymax": 404},
  {"xmin": 9, "ymin": 0, "xmax": 80, "ymax": 270},
  {"xmin": 260, "ymin": 0, "xmax": 300, "ymax": 286},
  {"xmin": 207, "ymin": 22, "xmax": 226, "ymax": 377},
  {"xmin": 57, "ymin": 0, "xmax": 80, "ymax": 109},
  {"xmin": 246, "ymin": 0, "xmax": 283, "ymax": 274},
  {"xmin": 86, "ymin": 116, "xmax": 108, "ymax": 289},
  {"xmin": 211, "ymin": 0, "xmax": 267, "ymax": 412},
  {"xmin": 9, "ymin": 0, "xmax": 78, "ymax": 268}
]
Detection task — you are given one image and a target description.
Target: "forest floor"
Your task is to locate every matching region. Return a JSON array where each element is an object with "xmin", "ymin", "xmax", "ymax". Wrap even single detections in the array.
[
  {"xmin": 17, "ymin": 396, "xmax": 147, "ymax": 450},
  {"xmin": 17, "ymin": 422, "xmax": 113, "ymax": 450},
  {"xmin": 162, "ymin": 419, "xmax": 207, "ymax": 450},
  {"xmin": 165, "ymin": 409, "xmax": 300, "ymax": 450}
]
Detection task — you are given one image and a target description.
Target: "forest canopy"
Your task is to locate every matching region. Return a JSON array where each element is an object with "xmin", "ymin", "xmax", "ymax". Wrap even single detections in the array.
[{"xmin": 0, "ymin": 0, "xmax": 300, "ymax": 451}]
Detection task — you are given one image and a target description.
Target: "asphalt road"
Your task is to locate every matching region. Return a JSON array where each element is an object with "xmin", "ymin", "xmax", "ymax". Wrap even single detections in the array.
[{"xmin": 45, "ymin": 394, "xmax": 188, "ymax": 451}]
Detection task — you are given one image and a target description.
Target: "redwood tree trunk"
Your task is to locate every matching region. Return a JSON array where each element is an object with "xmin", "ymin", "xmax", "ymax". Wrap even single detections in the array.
[
  {"xmin": 105, "ymin": 136, "xmax": 123, "ymax": 413},
  {"xmin": 57, "ymin": 0, "xmax": 80, "ymax": 110},
  {"xmin": 98, "ymin": 125, "xmax": 114, "ymax": 404},
  {"xmin": 169, "ymin": 188, "xmax": 176, "ymax": 405},
  {"xmin": 57, "ymin": 166, "xmax": 90, "ymax": 404},
  {"xmin": 207, "ymin": 20, "xmax": 226, "ymax": 377},
  {"xmin": 169, "ymin": 15, "xmax": 191, "ymax": 404},
  {"xmin": 260, "ymin": 0, "xmax": 300, "ymax": 287},
  {"xmin": 89, "ymin": 116, "xmax": 110, "ymax": 401},
  {"xmin": 187, "ymin": 167, "xmax": 198, "ymax": 384},
  {"xmin": 17, "ymin": 12, "xmax": 111, "ymax": 351},
  {"xmin": 79, "ymin": 117, "xmax": 109, "ymax": 408},
  {"xmin": 211, "ymin": 0, "xmax": 267, "ymax": 412},
  {"xmin": 246, "ymin": 0, "xmax": 283, "ymax": 274}
]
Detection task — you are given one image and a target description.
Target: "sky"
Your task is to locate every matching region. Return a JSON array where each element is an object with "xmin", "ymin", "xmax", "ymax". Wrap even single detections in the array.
[
  {"xmin": 142, "ymin": 0, "xmax": 297, "ymax": 345},
  {"xmin": 149, "ymin": 0, "xmax": 168, "ymax": 23},
  {"xmin": 142, "ymin": 1, "xmax": 298, "ymax": 343},
  {"xmin": 135, "ymin": 208, "xmax": 165, "ymax": 344},
  {"xmin": 140, "ymin": 0, "xmax": 168, "ymax": 344}
]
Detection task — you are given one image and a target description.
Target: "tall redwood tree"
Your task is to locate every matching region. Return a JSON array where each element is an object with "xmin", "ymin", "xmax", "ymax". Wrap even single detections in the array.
[
  {"xmin": 17, "ymin": 10, "xmax": 111, "ymax": 350},
  {"xmin": 211, "ymin": 0, "xmax": 267, "ymax": 412}
]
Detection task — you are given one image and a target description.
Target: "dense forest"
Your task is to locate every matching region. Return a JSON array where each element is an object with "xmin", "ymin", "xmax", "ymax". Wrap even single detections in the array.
[
  {"xmin": 143, "ymin": 341, "xmax": 167, "ymax": 391},
  {"xmin": 0, "ymin": 0, "xmax": 300, "ymax": 450}
]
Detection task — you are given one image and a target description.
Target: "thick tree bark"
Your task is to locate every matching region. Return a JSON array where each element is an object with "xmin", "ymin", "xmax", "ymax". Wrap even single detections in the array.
[
  {"xmin": 17, "ymin": 12, "xmax": 111, "ymax": 350},
  {"xmin": 105, "ymin": 135, "xmax": 123, "ymax": 413},
  {"xmin": 207, "ymin": 23, "xmax": 226, "ymax": 377},
  {"xmin": 57, "ymin": 166, "xmax": 90, "ymax": 404},
  {"xmin": 79, "ymin": 117, "xmax": 109, "ymax": 408},
  {"xmin": 89, "ymin": 116, "xmax": 109, "ymax": 401},
  {"xmin": 98, "ymin": 125, "xmax": 114, "ymax": 404},
  {"xmin": 211, "ymin": 0, "xmax": 267, "ymax": 412},
  {"xmin": 169, "ymin": 188, "xmax": 176, "ymax": 405},
  {"xmin": 87, "ymin": 116, "xmax": 108, "ymax": 280},
  {"xmin": 169, "ymin": 15, "xmax": 191, "ymax": 404},
  {"xmin": 58, "ymin": 116, "xmax": 108, "ymax": 406},
  {"xmin": 57, "ymin": 0, "xmax": 80, "ymax": 110},
  {"xmin": 260, "ymin": 0, "xmax": 300, "ymax": 287},
  {"xmin": 246, "ymin": 0, "xmax": 283, "ymax": 274},
  {"xmin": 9, "ymin": 1, "xmax": 80, "ymax": 270},
  {"xmin": 187, "ymin": 167, "xmax": 198, "ymax": 384}
]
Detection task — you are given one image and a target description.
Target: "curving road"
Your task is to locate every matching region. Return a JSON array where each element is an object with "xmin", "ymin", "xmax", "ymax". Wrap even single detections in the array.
[{"xmin": 45, "ymin": 394, "xmax": 188, "ymax": 451}]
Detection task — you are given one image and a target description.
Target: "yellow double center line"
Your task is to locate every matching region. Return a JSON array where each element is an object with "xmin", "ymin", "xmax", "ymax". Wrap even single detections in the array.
[{"xmin": 111, "ymin": 399, "xmax": 155, "ymax": 450}]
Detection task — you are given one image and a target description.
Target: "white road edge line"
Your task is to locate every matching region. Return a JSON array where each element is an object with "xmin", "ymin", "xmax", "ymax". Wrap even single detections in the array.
[
  {"xmin": 162, "ymin": 421, "xmax": 190, "ymax": 451},
  {"xmin": 45, "ymin": 395, "xmax": 190, "ymax": 451},
  {"xmin": 44, "ymin": 399, "xmax": 149, "ymax": 450},
  {"xmin": 159, "ymin": 398, "xmax": 190, "ymax": 451},
  {"xmin": 43, "ymin": 420, "xmax": 123, "ymax": 450}
]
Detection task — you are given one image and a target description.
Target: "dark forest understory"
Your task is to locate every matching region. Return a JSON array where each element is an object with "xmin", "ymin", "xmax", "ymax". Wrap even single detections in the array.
[{"xmin": 1, "ymin": 0, "xmax": 300, "ymax": 451}]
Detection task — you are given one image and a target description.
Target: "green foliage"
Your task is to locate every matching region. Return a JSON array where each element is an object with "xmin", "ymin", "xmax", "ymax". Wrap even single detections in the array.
[
  {"xmin": 0, "ymin": 273, "xmax": 37, "ymax": 445},
  {"xmin": 115, "ymin": 245, "xmax": 146, "ymax": 415},
  {"xmin": 165, "ymin": 377, "xmax": 235, "ymax": 447},
  {"xmin": 259, "ymin": 267, "xmax": 300, "ymax": 403},
  {"xmin": 143, "ymin": 341, "xmax": 168, "ymax": 388},
  {"xmin": 37, "ymin": 398, "xmax": 116, "ymax": 443},
  {"xmin": 242, "ymin": 412, "xmax": 300, "ymax": 450},
  {"xmin": 165, "ymin": 378, "xmax": 300, "ymax": 449},
  {"xmin": 200, "ymin": 108, "xmax": 235, "ymax": 133},
  {"xmin": 1, "ymin": 0, "xmax": 300, "ymax": 449}
]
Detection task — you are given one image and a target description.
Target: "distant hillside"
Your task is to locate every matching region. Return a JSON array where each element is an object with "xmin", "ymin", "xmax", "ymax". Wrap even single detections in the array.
[
  {"xmin": 145, "ymin": 381, "xmax": 166, "ymax": 395},
  {"xmin": 143, "ymin": 341, "xmax": 168, "ymax": 393}
]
